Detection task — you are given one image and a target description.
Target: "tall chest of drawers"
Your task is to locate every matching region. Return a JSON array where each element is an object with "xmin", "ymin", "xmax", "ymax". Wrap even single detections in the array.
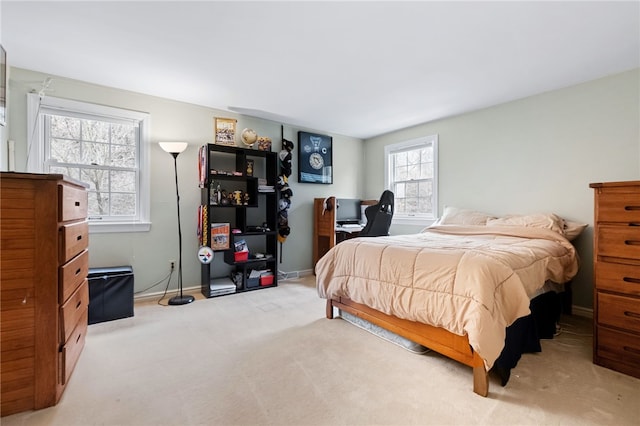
[
  {"xmin": 1, "ymin": 173, "xmax": 89, "ymax": 416},
  {"xmin": 590, "ymin": 180, "xmax": 640, "ymax": 378}
]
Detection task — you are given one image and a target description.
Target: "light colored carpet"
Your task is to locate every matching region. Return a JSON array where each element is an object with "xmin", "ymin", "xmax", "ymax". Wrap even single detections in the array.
[{"xmin": 4, "ymin": 276, "xmax": 639, "ymax": 426}]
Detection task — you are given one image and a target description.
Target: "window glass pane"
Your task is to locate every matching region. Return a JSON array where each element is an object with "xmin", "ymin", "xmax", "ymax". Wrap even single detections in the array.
[
  {"xmin": 421, "ymin": 146, "xmax": 433, "ymax": 162},
  {"xmin": 418, "ymin": 195, "xmax": 433, "ymax": 214},
  {"xmin": 405, "ymin": 197, "xmax": 419, "ymax": 214},
  {"xmin": 395, "ymin": 151, "xmax": 407, "ymax": 166},
  {"xmin": 81, "ymin": 119, "xmax": 110, "ymax": 142},
  {"xmin": 50, "ymin": 116, "xmax": 80, "ymax": 139},
  {"xmin": 407, "ymin": 149, "xmax": 420, "ymax": 165},
  {"xmin": 407, "ymin": 164, "xmax": 421, "ymax": 180},
  {"xmin": 110, "ymin": 193, "xmax": 136, "ymax": 216},
  {"xmin": 111, "ymin": 170, "xmax": 136, "ymax": 193},
  {"xmin": 395, "ymin": 182, "xmax": 406, "ymax": 198},
  {"xmin": 81, "ymin": 168, "xmax": 109, "ymax": 191},
  {"xmin": 395, "ymin": 197, "xmax": 405, "ymax": 213},
  {"xmin": 112, "ymin": 124, "xmax": 136, "ymax": 146},
  {"xmin": 51, "ymin": 138, "xmax": 81, "ymax": 164},
  {"xmin": 395, "ymin": 165, "xmax": 408, "ymax": 181},
  {"xmin": 420, "ymin": 162, "xmax": 433, "ymax": 178},
  {"xmin": 82, "ymin": 141, "xmax": 110, "ymax": 166},
  {"xmin": 405, "ymin": 181, "xmax": 419, "ymax": 197},
  {"xmin": 111, "ymin": 144, "xmax": 136, "ymax": 168},
  {"xmin": 88, "ymin": 191, "xmax": 110, "ymax": 216}
]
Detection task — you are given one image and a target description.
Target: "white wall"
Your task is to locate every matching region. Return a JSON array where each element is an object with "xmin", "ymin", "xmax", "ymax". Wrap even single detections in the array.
[
  {"xmin": 364, "ymin": 68, "xmax": 640, "ymax": 310},
  {"xmin": 7, "ymin": 67, "xmax": 364, "ymax": 294},
  {"xmin": 0, "ymin": 4, "xmax": 6, "ymax": 171}
]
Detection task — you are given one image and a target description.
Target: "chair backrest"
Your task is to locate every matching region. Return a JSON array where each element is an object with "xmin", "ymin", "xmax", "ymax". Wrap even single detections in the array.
[{"xmin": 359, "ymin": 190, "xmax": 394, "ymax": 237}]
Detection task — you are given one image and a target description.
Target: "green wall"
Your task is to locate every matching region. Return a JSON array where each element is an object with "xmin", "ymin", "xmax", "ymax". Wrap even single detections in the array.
[{"xmin": 363, "ymin": 68, "xmax": 640, "ymax": 311}]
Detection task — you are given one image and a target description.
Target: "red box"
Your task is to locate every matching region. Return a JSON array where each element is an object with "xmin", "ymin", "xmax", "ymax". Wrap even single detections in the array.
[
  {"xmin": 260, "ymin": 274, "xmax": 274, "ymax": 286},
  {"xmin": 234, "ymin": 250, "xmax": 249, "ymax": 262}
]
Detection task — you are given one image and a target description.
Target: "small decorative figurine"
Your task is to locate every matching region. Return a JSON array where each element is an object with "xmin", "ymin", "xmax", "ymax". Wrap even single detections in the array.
[
  {"xmin": 232, "ymin": 190, "xmax": 243, "ymax": 205},
  {"xmin": 220, "ymin": 190, "xmax": 229, "ymax": 206},
  {"xmin": 243, "ymin": 192, "xmax": 250, "ymax": 205}
]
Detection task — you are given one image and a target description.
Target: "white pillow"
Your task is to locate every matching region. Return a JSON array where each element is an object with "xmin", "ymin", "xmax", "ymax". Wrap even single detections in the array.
[
  {"xmin": 563, "ymin": 220, "xmax": 588, "ymax": 241},
  {"xmin": 486, "ymin": 213, "xmax": 565, "ymax": 235},
  {"xmin": 438, "ymin": 206, "xmax": 496, "ymax": 226}
]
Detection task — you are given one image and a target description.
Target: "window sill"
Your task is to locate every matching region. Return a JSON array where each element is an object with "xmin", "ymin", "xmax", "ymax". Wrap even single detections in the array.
[{"xmin": 89, "ymin": 221, "xmax": 151, "ymax": 234}]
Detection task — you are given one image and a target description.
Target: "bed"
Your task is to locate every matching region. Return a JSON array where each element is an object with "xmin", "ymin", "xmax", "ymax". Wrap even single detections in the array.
[{"xmin": 315, "ymin": 209, "xmax": 583, "ymax": 396}]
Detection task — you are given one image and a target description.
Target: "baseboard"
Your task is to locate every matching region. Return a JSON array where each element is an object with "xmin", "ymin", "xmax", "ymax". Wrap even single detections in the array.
[
  {"xmin": 278, "ymin": 269, "xmax": 314, "ymax": 280},
  {"xmin": 134, "ymin": 271, "xmax": 314, "ymax": 302},
  {"xmin": 571, "ymin": 305, "xmax": 593, "ymax": 319}
]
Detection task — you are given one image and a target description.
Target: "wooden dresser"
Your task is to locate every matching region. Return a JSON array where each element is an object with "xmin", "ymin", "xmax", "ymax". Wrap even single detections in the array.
[
  {"xmin": 590, "ymin": 180, "xmax": 640, "ymax": 379},
  {"xmin": 1, "ymin": 172, "xmax": 89, "ymax": 416}
]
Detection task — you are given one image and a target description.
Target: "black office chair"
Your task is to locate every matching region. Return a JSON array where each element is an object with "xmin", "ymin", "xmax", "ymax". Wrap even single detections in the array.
[{"xmin": 359, "ymin": 190, "xmax": 394, "ymax": 237}]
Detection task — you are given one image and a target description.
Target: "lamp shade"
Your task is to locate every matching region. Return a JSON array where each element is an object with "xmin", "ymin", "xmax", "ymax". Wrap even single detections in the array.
[{"xmin": 159, "ymin": 142, "xmax": 188, "ymax": 154}]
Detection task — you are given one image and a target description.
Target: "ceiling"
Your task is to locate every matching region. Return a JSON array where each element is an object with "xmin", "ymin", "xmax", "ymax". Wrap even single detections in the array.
[{"xmin": 2, "ymin": 1, "xmax": 639, "ymax": 139}]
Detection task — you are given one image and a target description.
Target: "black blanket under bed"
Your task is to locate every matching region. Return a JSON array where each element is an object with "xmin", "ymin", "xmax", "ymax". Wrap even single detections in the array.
[{"xmin": 491, "ymin": 291, "xmax": 563, "ymax": 385}]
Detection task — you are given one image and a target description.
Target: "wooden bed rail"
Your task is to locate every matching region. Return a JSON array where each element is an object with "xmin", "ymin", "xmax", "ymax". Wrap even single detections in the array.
[{"xmin": 327, "ymin": 297, "xmax": 489, "ymax": 397}]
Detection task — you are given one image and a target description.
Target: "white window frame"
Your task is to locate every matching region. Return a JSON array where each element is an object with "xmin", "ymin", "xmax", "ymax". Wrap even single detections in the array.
[
  {"xmin": 27, "ymin": 93, "xmax": 151, "ymax": 233},
  {"xmin": 384, "ymin": 134, "xmax": 439, "ymax": 226}
]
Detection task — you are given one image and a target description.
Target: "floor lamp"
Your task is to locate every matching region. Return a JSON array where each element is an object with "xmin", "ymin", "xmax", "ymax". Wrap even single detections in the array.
[{"xmin": 159, "ymin": 142, "xmax": 195, "ymax": 305}]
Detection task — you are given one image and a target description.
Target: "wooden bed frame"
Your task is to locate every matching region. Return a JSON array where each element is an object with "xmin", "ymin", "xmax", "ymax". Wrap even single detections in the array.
[{"xmin": 326, "ymin": 296, "xmax": 489, "ymax": 397}]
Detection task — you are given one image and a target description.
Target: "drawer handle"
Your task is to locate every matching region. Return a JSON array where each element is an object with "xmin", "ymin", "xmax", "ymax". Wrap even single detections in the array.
[
  {"xmin": 623, "ymin": 346, "xmax": 640, "ymax": 356},
  {"xmin": 76, "ymin": 333, "xmax": 82, "ymax": 343},
  {"xmin": 623, "ymin": 277, "xmax": 640, "ymax": 284},
  {"xmin": 624, "ymin": 240, "xmax": 640, "ymax": 246},
  {"xmin": 624, "ymin": 310, "xmax": 640, "ymax": 319},
  {"xmin": 75, "ymin": 201, "xmax": 80, "ymax": 207},
  {"xmin": 630, "ymin": 223, "xmax": 640, "ymax": 227},
  {"xmin": 76, "ymin": 300, "xmax": 82, "ymax": 309},
  {"xmin": 75, "ymin": 268, "xmax": 82, "ymax": 275},
  {"xmin": 76, "ymin": 235, "xmax": 83, "ymax": 241},
  {"xmin": 624, "ymin": 206, "xmax": 640, "ymax": 211}
]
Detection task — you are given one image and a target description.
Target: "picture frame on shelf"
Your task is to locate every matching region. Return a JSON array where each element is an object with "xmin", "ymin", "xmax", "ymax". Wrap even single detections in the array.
[
  {"xmin": 214, "ymin": 117, "xmax": 237, "ymax": 146},
  {"xmin": 298, "ymin": 131, "xmax": 333, "ymax": 184}
]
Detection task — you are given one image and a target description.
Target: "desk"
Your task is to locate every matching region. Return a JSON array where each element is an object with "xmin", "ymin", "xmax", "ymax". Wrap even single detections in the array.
[{"xmin": 312, "ymin": 197, "xmax": 375, "ymax": 269}]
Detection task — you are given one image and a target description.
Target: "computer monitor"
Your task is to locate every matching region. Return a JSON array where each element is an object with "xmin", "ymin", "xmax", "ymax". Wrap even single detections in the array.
[{"xmin": 336, "ymin": 198, "xmax": 361, "ymax": 224}]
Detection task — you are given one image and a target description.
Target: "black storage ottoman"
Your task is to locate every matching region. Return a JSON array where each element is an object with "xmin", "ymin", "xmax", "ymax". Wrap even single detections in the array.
[{"xmin": 88, "ymin": 266, "xmax": 134, "ymax": 324}]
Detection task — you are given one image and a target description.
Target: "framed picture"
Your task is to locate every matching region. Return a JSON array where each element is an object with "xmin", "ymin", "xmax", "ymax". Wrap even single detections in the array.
[
  {"xmin": 210, "ymin": 223, "xmax": 230, "ymax": 251},
  {"xmin": 214, "ymin": 117, "xmax": 237, "ymax": 146},
  {"xmin": 0, "ymin": 45, "xmax": 6, "ymax": 127},
  {"xmin": 298, "ymin": 131, "xmax": 333, "ymax": 184}
]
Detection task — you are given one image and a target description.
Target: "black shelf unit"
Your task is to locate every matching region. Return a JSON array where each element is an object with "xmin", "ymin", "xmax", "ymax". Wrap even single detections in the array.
[{"xmin": 200, "ymin": 144, "xmax": 278, "ymax": 297}]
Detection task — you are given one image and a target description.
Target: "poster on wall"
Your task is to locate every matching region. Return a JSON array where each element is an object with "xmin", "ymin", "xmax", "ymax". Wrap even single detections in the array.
[
  {"xmin": 298, "ymin": 131, "xmax": 332, "ymax": 184},
  {"xmin": 214, "ymin": 117, "xmax": 237, "ymax": 146}
]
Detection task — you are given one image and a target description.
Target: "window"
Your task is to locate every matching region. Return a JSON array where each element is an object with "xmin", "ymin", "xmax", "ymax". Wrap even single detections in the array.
[
  {"xmin": 384, "ymin": 135, "xmax": 438, "ymax": 225},
  {"xmin": 27, "ymin": 94, "xmax": 151, "ymax": 233}
]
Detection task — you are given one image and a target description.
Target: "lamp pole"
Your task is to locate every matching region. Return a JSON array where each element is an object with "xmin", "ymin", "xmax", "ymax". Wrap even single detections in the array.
[{"xmin": 159, "ymin": 142, "xmax": 195, "ymax": 306}]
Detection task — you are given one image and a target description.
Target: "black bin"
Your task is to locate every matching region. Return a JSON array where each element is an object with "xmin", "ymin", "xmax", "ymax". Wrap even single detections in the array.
[{"xmin": 88, "ymin": 266, "xmax": 134, "ymax": 325}]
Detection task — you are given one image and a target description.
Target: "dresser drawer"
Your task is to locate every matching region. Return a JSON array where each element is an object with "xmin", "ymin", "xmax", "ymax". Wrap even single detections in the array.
[
  {"xmin": 596, "ymin": 261, "xmax": 640, "ymax": 296},
  {"xmin": 597, "ymin": 192, "xmax": 640, "ymax": 224},
  {"xmin": 59, "ymin": 309, "xmax": 87, "ymax": 386},
  {"xmin": 58, "ymin": 185, "xmax": 88, "ymax": 222},
  {"xmin": 59, "ymin": 281, "xmax": 89, "ymax": 343},
  {"xmin": 596, "ymin": 326, "xmax": 640, "ymax": 370},
  {"xmin": 59, "ymin": 250, "xmax": 89, "ymax": 304},
  {"xmin": 597, "ymin": 292, "xmax": 640, "ymax": 334},
  {"xmin": 59, "ymin": 221, "xmax": 89, "ymax": 263},
  {"xmin": 597, "ymin": 225, "xmax": 640, "ymax": 260}
]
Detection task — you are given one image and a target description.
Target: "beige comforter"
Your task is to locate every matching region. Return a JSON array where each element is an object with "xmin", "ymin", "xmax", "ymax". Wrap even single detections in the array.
[{"xmin": 315, "ymin": 224, "xmax": 579, "ymax": 369}]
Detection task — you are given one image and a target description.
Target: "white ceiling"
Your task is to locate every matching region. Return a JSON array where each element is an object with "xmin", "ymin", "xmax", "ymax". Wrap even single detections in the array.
[{"xmin": 2, "ymin": 1, "xmax": 639, "ymax": 139}]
